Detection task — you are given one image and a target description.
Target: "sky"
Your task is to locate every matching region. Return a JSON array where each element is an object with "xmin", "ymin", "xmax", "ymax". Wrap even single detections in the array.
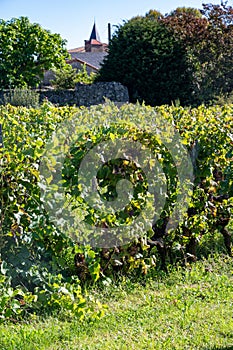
[{"xmin": 0, "ymin": 0, "xmax": 230, "ymax": 49}]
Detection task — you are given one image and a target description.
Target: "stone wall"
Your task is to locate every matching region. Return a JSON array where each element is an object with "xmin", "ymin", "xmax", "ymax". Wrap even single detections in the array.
[
  {"xmin": 39, "ymin": 89, "xmax": 76, "ymax": 106},
  {"xmin": 0, "ymin": 82, "xmax": 129, "ymax": 107},
  {"xmin": 40, "ymin": 82, "xmax": 129, "ymax": 106}
]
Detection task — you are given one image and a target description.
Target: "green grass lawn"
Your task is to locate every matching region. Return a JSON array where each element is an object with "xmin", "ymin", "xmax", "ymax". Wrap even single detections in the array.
[{"xmin": 0, "ymin": 255, "xmax": 233, "ymax": 350}]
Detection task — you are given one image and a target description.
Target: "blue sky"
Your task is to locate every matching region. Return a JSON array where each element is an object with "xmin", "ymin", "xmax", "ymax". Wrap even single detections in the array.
[{"xmin": 0, "ymin": 0, "xmax": 228, "ymax": 49}]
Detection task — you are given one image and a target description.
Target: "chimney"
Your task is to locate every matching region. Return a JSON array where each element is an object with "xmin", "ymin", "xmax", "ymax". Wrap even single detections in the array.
[{"xmin": 108, "ymin": 23, "xmax": 111, "ymax": 44}]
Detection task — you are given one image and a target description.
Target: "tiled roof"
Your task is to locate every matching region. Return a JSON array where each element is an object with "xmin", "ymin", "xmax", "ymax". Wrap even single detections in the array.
[
  {"xmin": 67, "ymin": 52, "xmax": 108, "ymax": 70},
  {"xmin": 68, "ymin": 42, "xmax": 108, "ymax": 54},
  {"xmin": 68, "ymin": 47, "xmax": 85, "ymax": 53},
  {"xmin": 89, "ymin": 39, "xmax": 102, "ymax": 45},
  {"xmin": 67, "ymin": 58, "xmax": 99, "ymax": 72}
]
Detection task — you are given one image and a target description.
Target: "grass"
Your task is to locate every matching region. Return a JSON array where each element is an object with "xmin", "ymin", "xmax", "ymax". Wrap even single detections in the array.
[{"xmin": 0, "ymin": 254, "xmax": 233, "ymax": 350}]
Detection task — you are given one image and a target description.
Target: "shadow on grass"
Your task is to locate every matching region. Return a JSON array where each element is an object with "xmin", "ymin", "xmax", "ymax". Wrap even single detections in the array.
[{"xmin": 204, "ymin": 347, "xmax": 233, "ymax": 350}]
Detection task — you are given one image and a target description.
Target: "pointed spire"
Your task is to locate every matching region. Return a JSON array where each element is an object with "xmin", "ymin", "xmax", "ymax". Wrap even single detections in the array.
[{"xmin": 89, "ymin": 22, "xmax": 101, "ymax": 42}]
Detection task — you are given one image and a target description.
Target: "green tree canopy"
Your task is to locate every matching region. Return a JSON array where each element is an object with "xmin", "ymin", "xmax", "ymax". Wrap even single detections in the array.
[
  {"xmin": 145, "ymin": 9, "xmax": 164, "ymax": 21},
  {"xmin": 96, "ymin": 17, "xmax": 192, "ymax": 106},
  {"xmin": 0, "ymin": 17, "xmax": 69, "ymax": 88},
  {"xmin": 168, "ymin": 7, "xmax": 202, "ymax": 18},
  {"xmin": 97, "ymin": 3, "xmax": 233, "ymax": 106},
  {"xmin": 163, "ymin": 2, "xmax": 233, "ymax": 103}
]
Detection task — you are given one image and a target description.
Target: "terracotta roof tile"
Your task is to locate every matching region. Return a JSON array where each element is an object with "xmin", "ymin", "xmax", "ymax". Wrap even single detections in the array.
[
  {"xmin": 68, "ymin": 47, "xmax": 85, "ymax": 53},
  {"xmin": 89, "ymin": 39, "xmax": 102, "ymax": 45}
]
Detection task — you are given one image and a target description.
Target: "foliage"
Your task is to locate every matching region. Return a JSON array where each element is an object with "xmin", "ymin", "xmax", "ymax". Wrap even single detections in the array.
[
  {"xmin": 3, "ymin": 88, "xmax": 40, "ymax": 108},
  {"xmin": 209, "ymin": 90, "xmax": 233, "ymax": 106},
  {"xmin": 52, "ymin": 64, "xmax": 78, "ymax": 90},
  {"xmin": 145, "ymin": 9, "xmax": 164, "ymax": 20},
  {"xmin": 0, "ymin": 17, "xmax": 68, "ymax": 89},
  {"xmin": 96, "ymin": 17, "xmax": 192, "ymax": 106},
  {"xmin": 75, "ymin": 64, "xmax": 96, "ymax": 85},
  {"xmin": 0, "ymin": 255, "xmax": 233, "ymax": 349},
  {"xmin": 59, "ymin": 102, "xmax": 233, "ymax": 269},
  {"xmin": 0, "ymin": 102, "xmax": 103, "ymax": 322},
  {"xmin": 0, "ymin": 261, "xmax": 27, "ymax": 320},
  {"xmin": 97, "ymin": 3, "xmax": 233, "ymax": 106},
  {"xmin": 168, "ymin": 6, "xmax": 202, "ymax": 17},
  {"xmin": 0, "ymin": 102, "xmax": 232, "ymax": 321},
  {"xmin": 0, "ymin": 261, "xmax": 104, "ymax": 323},
  {"xmin": 162, "ymin": 2, "xmax": 233, "ymax": 105},
  {"xmin": 52, "ymin": 64, "xmax": 96, "ymax": 89}
]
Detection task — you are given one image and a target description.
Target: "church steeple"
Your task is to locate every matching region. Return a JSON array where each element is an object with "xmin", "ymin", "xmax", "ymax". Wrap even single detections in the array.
[
  {"xmin": 89, "ymin": 22, "xmax": 101, "ymax": 42},
  {"xmin": 85, "ymin": 21, "xmax": 105, "ymax": 52}
]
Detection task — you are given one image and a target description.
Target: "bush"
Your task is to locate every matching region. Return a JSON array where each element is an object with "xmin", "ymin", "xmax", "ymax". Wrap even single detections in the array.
[
  {"xmin": 209, "ymin": 91, "xmax": 233, "ymax": 106},
  {"xmin": 52, "ymin": 64, "xmax": 78, "ymax": 89},
  {"xmin": 0, "ymin": 102, "xmax": 232, "ymax": 323},
  {"xmin": 75, "ymin": 64, "xmax": 96, "ymax": 85},
  {"xmin": 0, "ymin": 103, "xmax": 104, "ymax": 322},
  {"xmin": 3, "ymin": 88, "xmax": 40, "ymax": 108},
  {"xmin": 52, "ymin": 64, "xmax": 96, "ymax": 90}
]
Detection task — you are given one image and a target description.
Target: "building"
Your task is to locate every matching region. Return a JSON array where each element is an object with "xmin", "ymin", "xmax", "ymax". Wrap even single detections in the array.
[
  {"xmin": 67, "ymin": 22, "xmax": 108, "ymax": 74},
  {"xmin": 43, "ymin": 22, "xmax": 108, "ymax": 86}
]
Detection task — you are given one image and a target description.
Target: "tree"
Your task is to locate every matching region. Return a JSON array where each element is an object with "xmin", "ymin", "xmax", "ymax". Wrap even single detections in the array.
[
  {"xmin": 97, "ymin": 17, "xmax": 193, "ymax": 106},
  {"xmin": 200, "ymin": 2, "xmax": 233, "ymax": 99},
  {"xmin": 161, "ymin": 9, "xmax": 208, "ymax": 104},
  {"xmin": 97, "ymin": 3, "xmax": 233, "ymax": 106},
  {"xmin": 145, "ymin": 9, "xmax": 164, "ymax": 21},
  {"xmin": 168, "ymin": 7, "xmax": 202, "ymax": 18},
  {"xmin": 0, "ymin": 17, "xmax": 69, "ymax": 88},
  {"xmin": 162, "ymin": 2, "xmax": 233, "ymax": 103}
]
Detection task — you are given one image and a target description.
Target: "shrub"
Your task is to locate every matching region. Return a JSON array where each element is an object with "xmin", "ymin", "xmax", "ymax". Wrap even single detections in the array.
[
  {"xmin": 0, "ymin": 101, "xmax": 232, "ymax": 318},
  {"xmin": 3, "ymin": 88, "xmax": 39, "ymax": 108},
  {"xmin": 52, "ymin": 64, "xmax": 78, "ymax": 89},
  {"xmin": 75, "ymin": 64, "xmax": 96, "ymax": 85},
  {"xmin": 52, "ymin": 64, "xmax": 96, "ymax": 90},
  {"xmin": 209, "ymin": 91, "xmax": 233, "ymax": 106}
]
